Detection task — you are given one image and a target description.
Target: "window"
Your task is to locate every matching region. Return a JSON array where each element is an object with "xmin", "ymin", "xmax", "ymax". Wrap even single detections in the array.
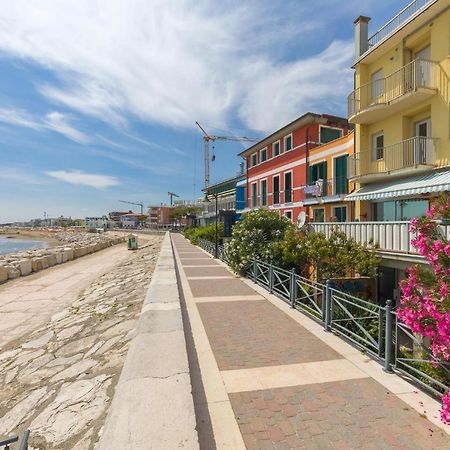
[
  {"xmin": 251, "ymin": 153, "xmax": 258, "ymax": 166},
  {"xmin": 260, "ymin": 179, "xmax": 267, "ymax": 206},
  {"xmin": 273, "ymin": 175, "xmax": 280, "ymax": 204},
  {"xmin": 332, "ymin": 206, "xmax": 347, "ymax": 222},
  {"xmin": 334, "ymin": 155, "xmax": 349, "ymax": 195},
  {"xmin": 251, "ymin": 183, "xmax": 257, "ymax": 207},
  {"xmin": 313, "ymin": 208, "xmax": 325, "ymax": 223},
  {"xmin": 319, "ymin": 126, "xmax": 342, "ymax": 144},
  {"xmin": 372, "ymin": 132, "xmax": 384, "ymax": 160},
  {"xmin": 284, "ymin": 134, "xmax": 293, "ymax": 151},
  {"xmin": 284, "ymin": 211, "xmax": 292, "ymax": 221},
  {"xmin": 273, "ymin": 141, "xmax": 280, "ymax": 156},
  {"xmin": 284, "ymin": 172, "xmax": 292, "ymax": 203},
  {"xmin": 374, "ymin": 199, "xmax": 428, "ymax": 221},
  {"xmin": 308, "ymin": 161, "xmax": 327, "ymax": 196},
  {"xmin": 260, "ymin": 148, "xmax": 267, "ymax": 162}
]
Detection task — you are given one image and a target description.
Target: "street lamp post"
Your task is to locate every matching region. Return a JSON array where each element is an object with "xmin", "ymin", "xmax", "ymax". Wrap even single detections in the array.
[{"xmin": 204, "ymin": 191, "xmax": 219, "ymax": 259}]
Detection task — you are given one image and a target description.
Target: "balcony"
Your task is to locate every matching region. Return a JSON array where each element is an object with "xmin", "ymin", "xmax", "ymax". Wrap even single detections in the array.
[
  {"xmin": 348, "ymin": 136, "xmax": 437, "ymax": 182},
  {"xmin": 311, "ymin": 221, "xmax": 450, "ymax": 257},
  {"xmin": 348, "ymin": 59, "xmax": 438, "ymax": 124},
  {"xmin": 367, "ymin": 0, "xmax": 433, "ymax": 49},
  {"xmin": 303, "ymin": 177, "xmax": 349, "ymax": 204}
]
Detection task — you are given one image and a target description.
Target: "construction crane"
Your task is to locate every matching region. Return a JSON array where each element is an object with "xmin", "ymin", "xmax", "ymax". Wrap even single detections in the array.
[
  {"xmin": 195, "ymin": 121, "xmax": 260, "ymax": 189},
  {"xmin": 119, "ymin": 200, "xmax": 144, "ymax": 214},
  {"xmin": 167, "ymin": 191, "xmax": 179, "ymax": 206}
]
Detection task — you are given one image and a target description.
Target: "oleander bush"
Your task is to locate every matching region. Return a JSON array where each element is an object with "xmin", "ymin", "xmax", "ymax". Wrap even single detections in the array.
[{"xmin": 184, "ymin": 223, "xmax": 224, "ymax": 245}]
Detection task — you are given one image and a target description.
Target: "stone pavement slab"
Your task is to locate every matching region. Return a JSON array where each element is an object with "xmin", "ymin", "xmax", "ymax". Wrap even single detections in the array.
[{"xmin": 189, "ymin": 278, "xmax": 258, "ymax": 297}]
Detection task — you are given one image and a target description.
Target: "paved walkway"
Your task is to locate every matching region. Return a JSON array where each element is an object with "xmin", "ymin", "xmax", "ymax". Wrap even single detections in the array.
[{"xmin": 171, "ymin": 234, "xmax": 450, "ymax": 450}]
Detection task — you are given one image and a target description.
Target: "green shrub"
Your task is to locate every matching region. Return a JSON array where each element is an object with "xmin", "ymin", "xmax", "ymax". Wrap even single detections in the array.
[
  {"xmin": 226, "ymin": 209, "xmax": 292, "ymax": 274},
  {"xmin": 189, "ymin": 223, "xmax": 224, "ymax": 245}
]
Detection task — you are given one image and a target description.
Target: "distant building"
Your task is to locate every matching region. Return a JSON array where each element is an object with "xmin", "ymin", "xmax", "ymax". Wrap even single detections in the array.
[
  {"xmin": 120, "ymin": 213, "xmax": 143, "ymax": 228},
  {"xmin": 148, "ymin": 206, "xmax": 172, "ymax": 226},
  {"xmin": 85, "ymin": 216, "xmax": 116, "ymax": 231},
  {"xmin": 108, "ymin": 211, "xmax": 129, "ymax": 223}
]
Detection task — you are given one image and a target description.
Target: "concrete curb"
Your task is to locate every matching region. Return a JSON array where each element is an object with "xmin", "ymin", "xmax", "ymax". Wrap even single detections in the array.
[{"xmin": 97, "ymin": 232, "xmax": 199, "ymax": 450}]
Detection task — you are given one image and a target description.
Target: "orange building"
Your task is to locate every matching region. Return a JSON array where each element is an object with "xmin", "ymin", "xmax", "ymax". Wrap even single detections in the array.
[{"xmin": 303, "ymin": 132, "xmax": 355, "ymax": 223}]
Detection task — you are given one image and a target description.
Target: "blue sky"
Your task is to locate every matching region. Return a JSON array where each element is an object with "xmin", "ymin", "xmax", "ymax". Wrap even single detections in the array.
[{"xmin": 0, "ymin": 0, "xmax": 411, "ymax": 222}]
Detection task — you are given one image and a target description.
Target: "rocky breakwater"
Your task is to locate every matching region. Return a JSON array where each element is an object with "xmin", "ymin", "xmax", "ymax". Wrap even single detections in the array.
[{"xmin": 0, "ymin": 233, "xmax": 126, "ymax": 284}]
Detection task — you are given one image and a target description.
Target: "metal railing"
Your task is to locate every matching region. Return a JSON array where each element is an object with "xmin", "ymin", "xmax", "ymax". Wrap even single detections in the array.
[
  {"xmin": 305, "ymin": 177, "xmax": 349, "ymax": 198},
  {"xmin": 348, "ymin": 136, "xmax": 437, "ymax": 179},
  {"xmin": 368, "ymin": 0, "xmax": 433, "ymax": 48},
  {"xmin": 0, "ymin": 431, "xmax": 30, "ymax": 450},
  {"xmin": 348, "ymin": 59, "xmax": 438, "ymax": 118},
  {"xmin": 195, "ymin": 239, "xmax": 449, "ymax": 400},
  {"xmin": 311, "ymin": 221, "xmax": 450, "ymax": 255}
]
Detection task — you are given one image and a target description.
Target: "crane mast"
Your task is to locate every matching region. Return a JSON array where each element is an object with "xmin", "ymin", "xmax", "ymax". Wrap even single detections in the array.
[{"xmin": 195, "ymin": 121, "xmax": 259, "ymax": 190}]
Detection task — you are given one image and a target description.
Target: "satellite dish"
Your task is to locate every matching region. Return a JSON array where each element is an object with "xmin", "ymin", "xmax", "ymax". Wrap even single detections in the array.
[{"xmin": 297, "ymin": 211, "xmax": 306, "ymax": 229}]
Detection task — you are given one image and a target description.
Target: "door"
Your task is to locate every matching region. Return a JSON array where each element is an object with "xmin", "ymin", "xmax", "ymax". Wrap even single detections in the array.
[
  {"xmin": 415, "ymin": 119, "xmax": 431, "ymax": 164},
  {"xmin": 414, "ymin": 45, "xmax": 432, "ymax": 87},
  {"xmin": 334, "ymin": 155, "xmax": 348, "ymax": 195}
]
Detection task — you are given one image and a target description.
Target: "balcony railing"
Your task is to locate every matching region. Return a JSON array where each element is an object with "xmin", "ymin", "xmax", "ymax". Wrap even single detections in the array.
[
  {"xmin": 348, "ymin": 136, "xmax": 437, "ymax": 179},
  {"xmin": 304, "ymin": 177, "xmax": 349, "ymax": 198},
  {"xmin": 368, "ymin": 0, "xmax": 433, "ymax": 48},
  {"xmin": 348, "ymin": 59, "xmax": 438, "ymax": 118},
  {"xmin": 311, "ymin": 221, "xmax": 450, "ymax": 255}
]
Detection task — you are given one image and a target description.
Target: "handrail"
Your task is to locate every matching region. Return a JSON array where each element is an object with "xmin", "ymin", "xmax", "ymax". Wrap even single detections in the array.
[
  {"xmin": 348, "ymin": 136, "xmax": 437, "ymax": 178},
  {"xmin": 368, "ymin": 0, "xmax": 433, "ymax": 48},
  {"xmin": 348, "ymin": 59, "xmax": 438, "ymax": 118}
]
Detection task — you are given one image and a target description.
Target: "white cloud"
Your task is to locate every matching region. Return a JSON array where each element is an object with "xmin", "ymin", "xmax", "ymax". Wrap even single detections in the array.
[
  {"xmin": 44, "ymin": 111, "xmax": 89, "ymax": 144},
  {"xmin": 0, "ymin": 107, "xmax": 89, "ymax": 143},
  {"xmin": 0, "ymin": 166, "xmax": 46, "ymax": 185},
  {"xmin": 46, "ymin": 170, "xmax": 119, "ymax": 189},
  {"xmin": 0, "ymin": 108, "xmax": 42, "ymax": 130},
  {"xmin": 0, "ymin": 0, "xmax": 356, "ymax": 133}
]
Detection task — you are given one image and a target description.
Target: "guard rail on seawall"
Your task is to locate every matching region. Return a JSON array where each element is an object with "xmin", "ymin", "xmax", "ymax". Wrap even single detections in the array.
[{"xmin": 97, "ymin": 232, "xmax": 198, "ymax": 450}]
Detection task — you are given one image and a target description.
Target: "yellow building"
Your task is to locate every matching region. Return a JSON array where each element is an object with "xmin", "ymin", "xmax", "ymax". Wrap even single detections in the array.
[{"xmin": 347, "ymin": 0, "xmax": 450, "ymax": 222}]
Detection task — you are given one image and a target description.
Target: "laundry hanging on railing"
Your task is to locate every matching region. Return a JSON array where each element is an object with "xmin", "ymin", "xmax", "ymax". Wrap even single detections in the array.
[{"xmin": 303, "ymin": 179, "xmax": 324, "ymax": 196}]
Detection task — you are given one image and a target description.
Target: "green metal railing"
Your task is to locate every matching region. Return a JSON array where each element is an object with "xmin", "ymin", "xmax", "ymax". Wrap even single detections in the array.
[{"xmin": 196, "ymin": 238, "xmax": 449, "ymax": 400}]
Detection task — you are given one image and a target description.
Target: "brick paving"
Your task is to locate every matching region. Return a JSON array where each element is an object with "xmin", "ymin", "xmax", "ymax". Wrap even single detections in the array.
[
  {"xmin": 197, "ymin": 300, "xmax": 339, "ymax": 370},
  {"xmin": 172, "ymin": 235, "xmax": 450, "ymax": 449},
  {"xmin": 229, "ymin": 378, "xmax": 449, "ymax": 450}
]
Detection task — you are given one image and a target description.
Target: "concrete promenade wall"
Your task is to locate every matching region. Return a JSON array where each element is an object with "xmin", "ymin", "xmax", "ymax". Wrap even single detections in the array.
[{"xmin": 98, "ymin": 232, "xmax": 199, "ymax": 450}]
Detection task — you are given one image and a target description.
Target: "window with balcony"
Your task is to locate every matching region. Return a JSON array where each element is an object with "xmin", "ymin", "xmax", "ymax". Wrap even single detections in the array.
[
  {"xmin": 260, "ymin": 179, "xmax": 267, "ymax": 206},
  {"xmin": 372, "ymin": 132, "xmax": 384, "ymax": 160},
  {"xmin": 260, "ymin": 148, "xmax": 267, "ymax": 162},
  {"xmin": 334, "ymin": 155, "xmax": 349, "ymax": 195},
  {"xmin": 320, "ymin": 126, "xmax": 343, "ymax": 144},
  {"xmin": 251, "ymin": 183, "xmax": 257, "ymax": 207},
  {"xmin": 313, "ymin": 208, "xmax": 325, "ymax": 223},
  {"xmin": 374, "ymin": 199, "xmax": 428, "ymax": 221},
  {"xmin": 284, "ymin": 172, "xmax": 292, "ymax": 203},
  {"xmin": 371, "ymin": 68, "xmax": 384, "ymax": 100},
  {"xmin": 284, "ymin": 134, "xmax": 293, "ymax": 151},
  {"xmin": 273, "ymin": 175, "xmax": 280, "ymax": 204},
  {"xmin": 251, "ymin": 153, "xmax": 258, "ymax": 166},
  {"xmin": 332, "ymin": 206, "xmax": 347, "ymax": 222},
  {"xmin": 273, "ymin": 141, "xmax": 280, "ymax": 156},
  {"xmin": 308, "ymin": 161, "xmax": 327, "ymax": 196}
]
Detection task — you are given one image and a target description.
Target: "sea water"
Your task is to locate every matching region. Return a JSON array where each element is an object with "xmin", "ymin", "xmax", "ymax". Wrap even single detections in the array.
[{"xmin": 0, "ymin": 236, "xmax": 48, "ymax": 256}]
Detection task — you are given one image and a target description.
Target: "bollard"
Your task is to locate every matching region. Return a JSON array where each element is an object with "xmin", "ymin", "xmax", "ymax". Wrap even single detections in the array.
[
  {"xmin": 383, "ymin": 300, "xmax": 394, "ymax": 373},
  {"xmin": 269, "ymin": 264, "xmax": 274, "ymax": 293},
  {"xmin": 324, "ymin": 280, "xmax": 331, "ymax": 331},
  {"xmin": 289, "ymin": 268, "xmax": 297, "ymax": 308}
]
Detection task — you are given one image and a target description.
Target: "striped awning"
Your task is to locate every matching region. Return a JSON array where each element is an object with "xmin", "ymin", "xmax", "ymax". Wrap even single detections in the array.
[{"xmin": 346, "ymin": 169, "xmax": 450, "ymax": 201}]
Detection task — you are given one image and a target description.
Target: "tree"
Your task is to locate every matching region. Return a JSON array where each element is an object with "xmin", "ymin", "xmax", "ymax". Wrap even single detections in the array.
[
  {"xmin": 170, "ymin": 206, "xmax": 202, "ymax": 221},
  {"xmin": 397, "ymin": 194, "xmax": 450, "ymax": 424}
]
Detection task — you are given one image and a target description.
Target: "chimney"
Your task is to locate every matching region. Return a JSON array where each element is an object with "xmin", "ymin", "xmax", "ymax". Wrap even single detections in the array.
[
  {"xmin": 354, "ymin": 16, "xmax": 371, "ymax": 58},
  {"xmin": 239, "ymin": 162, "xmax": 245, "ymax": 175}
]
